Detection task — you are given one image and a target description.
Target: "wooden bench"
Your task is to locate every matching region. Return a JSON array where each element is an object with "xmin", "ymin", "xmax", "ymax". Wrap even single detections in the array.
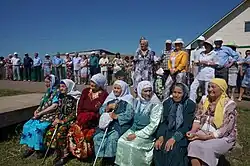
[{"xmin": 0, "ymin": 93, "xmax": 43, "ymax": 128}]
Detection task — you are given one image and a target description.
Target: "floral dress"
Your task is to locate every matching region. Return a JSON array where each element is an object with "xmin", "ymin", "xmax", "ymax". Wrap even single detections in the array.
[
  {"xmin": 65, "ymin": 57, "xmax": 73, "ymax": 80},
  {"xmin": 44, "ymin": 95, "xmax": 77, "ymax": 155},
  {"xmin": 20, "ymin": 88, "xmax": 59, "ymax": 150}
]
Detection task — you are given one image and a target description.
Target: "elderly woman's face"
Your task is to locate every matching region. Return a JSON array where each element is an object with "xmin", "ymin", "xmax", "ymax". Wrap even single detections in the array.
[
  {"xmin": 172, "ymin": 86, "xmax": 184, "ymax": 102},
  {"xmin": 44, "ymin": 78, "xmax": 51, "ymax": 88},
  {"xmin": 141, "ymin": 87, "xmax": 153, "ymax": 101},
  {"xmin": 208, "ymin": 83, "xmax": 222, "ymax": 98},
  {"xmin": 140, "ymin": 41, "xmax": 148, "ymax": 50},
  {"xmin": 90, "ymin": 81, "xmax": 99, "ymax": 92},
  {"xmin": 60, "ymin": 83, "xmax": 67, "ymax": 94},
  {"xmin": 175, "ymin": 43, "xmax": 182, "ymax": 50},
  {"xmin": 113, "ymin": 84, "xmax": 122, "ymax": 97}
]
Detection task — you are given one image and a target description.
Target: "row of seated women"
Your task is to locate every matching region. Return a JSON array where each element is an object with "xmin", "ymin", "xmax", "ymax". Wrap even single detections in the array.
[{"xmin": 19, "ymin": 73, "xmax": 237, "ymax": 166}]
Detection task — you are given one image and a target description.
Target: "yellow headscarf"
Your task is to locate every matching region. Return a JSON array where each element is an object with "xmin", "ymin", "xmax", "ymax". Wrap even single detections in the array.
[{"xmin": 203, "ymin": 78, "xmax": 228, "ymax": 128}]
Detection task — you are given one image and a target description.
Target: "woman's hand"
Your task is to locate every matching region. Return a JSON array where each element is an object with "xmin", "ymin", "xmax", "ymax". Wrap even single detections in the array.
[
  {"xmin": 165, "ymin": 138, "xmax": 176, "ymax": 151},
  {"xmin": 127, "ymin": 134, "xmax": 136, "ymax": 141},
  {"xmin": 33, "ymin": 110, "xmax": 41, "ymax": 119},
  {"xmin": 170, "ymin": 69, "xmax": 175, "ymax": 75},
  {"xmin": 108, "ymin": 103, "xmax": 117, "ymax": 110},
  {"xmin": 109, "ymin": 112, "xmax": 118, "ymax": 120},
  {"xmin": 33, "ymin": 110, "xmax": 39, "ymax": 117},
  {"xmin": 155, "ymin": 136, "xmax": 164, "ymax": 150},
  {"xmin": 188, "ymin": 133, "xmax": 213, "ymax": 141}
]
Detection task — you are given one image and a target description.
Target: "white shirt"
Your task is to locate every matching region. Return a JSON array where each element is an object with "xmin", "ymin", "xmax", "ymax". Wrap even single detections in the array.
[
  {"xmin": 72, "ymin": 57, "xmax": 82, "ymax": 70},
  {"xmin": 190, "ymin": 47, "xmax": 205, "ymax": 67},
  {"xmin": 11, "ymin": 57, "xmax": 21, "ymax": 66},
  {"xmin": 196, "ymin": 50, "xmax": 216, "ymax": 81},
  {"xmin": 99, "ymin": 57, "xmax": 109, "ymax": 72}
]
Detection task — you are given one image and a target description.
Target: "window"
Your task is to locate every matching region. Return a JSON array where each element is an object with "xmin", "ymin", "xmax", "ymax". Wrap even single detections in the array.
[{"xmin": 245, "ymin": 21, "xmax": 250, "ymax": 32}]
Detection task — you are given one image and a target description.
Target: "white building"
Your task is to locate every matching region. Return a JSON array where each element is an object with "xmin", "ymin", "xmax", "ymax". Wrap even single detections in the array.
[{"xmin": 186, "ymin": 0, "xmax": 250, "ymax": 57}]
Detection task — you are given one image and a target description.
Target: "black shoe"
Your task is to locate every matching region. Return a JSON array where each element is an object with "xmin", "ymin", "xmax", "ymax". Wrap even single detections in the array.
[
  {"xmin": 35, "ymin": 151, "xmax": 44, "ymax": 159},
  {"xmin": 54, "ymin": 158, "xmax": 66, "ymax": 166},
  {"xmin": 21, "ymin": 149, "xmax": 35, "ymax": 158}
]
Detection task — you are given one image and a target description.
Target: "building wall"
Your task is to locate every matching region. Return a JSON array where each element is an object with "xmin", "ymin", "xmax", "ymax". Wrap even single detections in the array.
[{"xmin": 207, "ymin": 2, "xmax": 250, "ymax": 57}]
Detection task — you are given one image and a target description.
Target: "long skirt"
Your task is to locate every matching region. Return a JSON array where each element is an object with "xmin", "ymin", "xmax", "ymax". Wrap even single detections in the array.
[
  {"xmin": 115, "ymin": 129, "xmax": 154, "ymax": 166},
  {"xmin": 67, "ymin": 123, "xmax": 95, "ymax": 159},
  {"xmin": 154, "ymin": 143, "xmax": 188, "ymax": 166},
  {"xmin": 44, "ymin": 124, "xmax": 70, "ymax": 151},
  {"xmin": 93, "ymin": 129, "xmax": 120, "ymax": 158},
  {"xmin": 20, "ymin": 119, "xmax": 50, "ymax": 150},
  {"xmin": 188, "ymin": 130, "xmax": 234, "ymax": 166}
]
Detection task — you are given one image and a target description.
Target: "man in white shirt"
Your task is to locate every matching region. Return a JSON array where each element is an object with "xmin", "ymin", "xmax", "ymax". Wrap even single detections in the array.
[
  {"xmin": 99, "ymin": 52, "xmax": 109, "ymax": 80},
  {"xmin": 72, "ymin": 53, "xmax": 82, "ymax": 84},
  {"xmin": 11, "ymin": 52, "xmax": 21, "ymax": 81},
  {"xmin": 190, "ymin": 36, "xmax": 205, "ymax": 77}
]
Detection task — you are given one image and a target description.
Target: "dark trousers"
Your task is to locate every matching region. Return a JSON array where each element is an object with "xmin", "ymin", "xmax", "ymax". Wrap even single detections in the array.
[
  {"xmin": 34, "ymin": 66, "xmax": 42, "ymax": 82},
  {"xmin": 215, "ymin": 67, "xmax": 228, "ymax": 82},
  {"xmin": 24, "ymin": 67, "xmax": 31, "ymax": 81},
  {"xmin": 90, "ymin": 66, "xmax": 99, "ymax": 77}
]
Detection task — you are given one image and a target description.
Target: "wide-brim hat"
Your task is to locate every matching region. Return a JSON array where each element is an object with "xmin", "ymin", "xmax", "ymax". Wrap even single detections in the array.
[
  {"xmin": 165, "ymin": 39, "xmax": 172, "ymax": 44},
  {"xmin": 214, "ymin": 37, "xmax": 223, "ymax": 42},
  {"xmin": 196, "ymin": 36, "xmax": 205, "ymax": 41},
  {"xmin": 14, "ymin": 52, "xmax": 18, "ymax": 55},
  {"xmin": 45, "ymin": 54, "xmax": 50, "ymax": 57},
  {"xmin": 204, "ymin": 40, "xmax": 214, "ymax": 48},
  {"xmin": 173, "ymin": 38, "xmax": 184, "ymax": 45}
]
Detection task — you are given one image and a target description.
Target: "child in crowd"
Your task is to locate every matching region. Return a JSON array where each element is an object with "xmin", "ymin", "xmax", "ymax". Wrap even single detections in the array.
[{"xmin": 154, "ymin": 68, "xmax": 165, "ymax": 100}]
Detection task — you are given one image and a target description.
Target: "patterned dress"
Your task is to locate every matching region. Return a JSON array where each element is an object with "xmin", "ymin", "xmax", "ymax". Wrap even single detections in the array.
[
  {"xmin": 44, "ymin": 95, "xmax": 77, "ymax": 154},
  {"xmin": 65, "ymin": 57, "xmax": 73, "ymax": 80},
  {"xmin": 133, "ymin": 49, "xmax": 154, "ymax": 91},
  {"xmin": 5, "ymin": 58, "xmax": 13, "ymax": 80},
  {"xmin": 43, "ymin": 59, "xmax": 52, "ymax": 77},
  {"xmin": 20, "ymin": 88, "xmax": 59, "ymax": 150},
  {"xmin": 67, "ymin": 88, "xmax": 108, "ymax": 159},
  {"xmin": 241, "ymin": 56, "xmax": 250, "ymax": 88}
]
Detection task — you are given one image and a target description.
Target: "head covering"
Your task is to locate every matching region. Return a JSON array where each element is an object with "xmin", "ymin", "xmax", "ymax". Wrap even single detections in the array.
[
  {"xmin": 45, "ymin": 74, "xmax": 58, "ymax": 92},
  {"xmin": 60, "ymin": 79, "xmax": 81, "ymax": 99},
  {"xmin": 137, "ymin": 81, "xmax": 161, "ymax": 104},
  {"xmin": 90, "ymin": 73, "xmax": 107, "ymax": 89},
  {"xmin": 197, "ymin": 36, "xmax": 205, "ymax": 41},
  {"xmin": 173, "ymin": 38, "xmax": 184, "ymax": 45},
  {"xmin": 114, "ymin": 70, "xmax": 126, "ymax": 78},
  {"xmin": 45, "ymin": 54, "xmax": 50, "ymax": 57},
  {"xmin": 91, "ymin": 51, "xmax": 95, "ymax": 55},
  {"xmin": 156, "ymin": 68, "xmax": 164, "ymax": 76},
  {"xmin": 214, "ymin": 37, "xmax": 223, "ymax": 42},
  {"xmin": 204, "ymin": 39, "xmax": 214, "ymax": 48},
  {"xmin": 203, "ymin": 78, "xmax": 228, "ymax": 128},
  {"xmin": 14, "ymin": 52, "xmax": 18, "ymax": 55},
  {"xmin": 104, "ymin": 80, "xmax": 133, "ymax": 105},
  {"xmin": 167, "ymin": 83, "xmax": 190, "ymax": 130},
  {"xmin": 165, "ymin": 40, "xmax": 172, "ymax": 44}
]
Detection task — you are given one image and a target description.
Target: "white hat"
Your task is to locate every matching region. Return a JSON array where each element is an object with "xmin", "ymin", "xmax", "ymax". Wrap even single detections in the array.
[
  {"xmin": 173, "ymin": 38, "xmax": 184, "ymax": 45},
  {"xmin": 214, "ymin": 37, "xmax": 223, "ymax": 42},
  {"xmin": 14, "ymin": 52, "xmax": 18, "ymax": 55},
  {"xmin": 65, "ymin": 53, "xmax": 69, "ymax": 55},
  {"xmin": 45, "ymin": 54, "xmax": 50, "ymax": 56},
  {"xmin": 91, "ymin": 51, "xmax": 95, "ymax": 54},
  {"xmin": 204, "ymin": 40, "xmax": 214, "ymax": 47},
  {"xmin": 165, "ymin": 40, "xmax": 172, "ymax": 44},
  {"xmin": 156, "ymin": 68, "xmax": 164, "ymax": 76},
  {"xmin": 197, "ymin": 36, "xmax": 205, "ymax": 41}
]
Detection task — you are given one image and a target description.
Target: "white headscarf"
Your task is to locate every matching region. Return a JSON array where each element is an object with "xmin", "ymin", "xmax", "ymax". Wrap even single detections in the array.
[
  {"xmin": 60, "ymin": 79, "xmax": 81, "ymax": 99},
  {"xmin": 90, "ymin": 73, "xmax": 107, "ymax": 89},
  {"xmin": 137, "ymin": 81, "xmax": 161, "ymax": 104},
  {"xmin": 48, "ymin": 74, "xmax": 56, "ymax": 92},
  {"xmin": 103, "ymin": 80, "xmax": 133, "ymax": 105}
]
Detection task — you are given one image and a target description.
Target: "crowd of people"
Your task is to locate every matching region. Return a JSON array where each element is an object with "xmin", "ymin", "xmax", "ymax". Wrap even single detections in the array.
[{"xmin": 1, "ymin": 36, "xmax": 249, "ymax": 166}]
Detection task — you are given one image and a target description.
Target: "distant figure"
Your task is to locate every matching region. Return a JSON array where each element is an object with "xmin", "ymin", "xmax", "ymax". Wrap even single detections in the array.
[
  {"xmin": 73, "ymin": 53, "xmax": 81, "ymax": 84},
  {"xmin": 89, "ymin": 52, "xmax": 99, "ymax": 77},
  {"xmin": 33, "ymin": 52, "xmax": 42, "ymax": 82},
  {"xmin": 23, "ymin": 53, "xmax": 33, "ymax": 81},
  {"xmin": 43, "ymin": 54, "xmax": 52, "ymax": 77},
  {"xmin": 65, "ymin": 53, "xmax": 73, "ymax": 80},
  {"xmin": 80, "ymin": 55, "xmax": 89, "ymax": 84},
  {"xmin": 5, "ymin": 54, "xmax": 13, "ymax": 80},
  {"xmin": 160, "ymin": 39, "xmax": 173, "ymax": 79},
  {"xmin": 53, "ymin": 52, "xmax": 64, "ymax": 80},
  {"xmin": 99, "ymin": 52, "xmax": 109, "ymax": 81},
  {"xmin": 0, "ymin": 56, "xmax": 5, "ymax": 80},
  {"xmin": 12, "ymin": 52, "xmax": 21, "ymax": 81}
]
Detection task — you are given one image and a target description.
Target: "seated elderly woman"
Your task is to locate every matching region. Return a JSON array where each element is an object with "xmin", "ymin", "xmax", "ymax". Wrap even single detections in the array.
[
  {"xmin": 93, "ymin": 80, "xmax": 134, "ymax": 165},
  {"xmin": 20, "ymin": 74, "xmax": 59, "ymax": 159},
  {"xmin": 187, "ymin": 78, "xmax": 237, "ymax": 166},
  {"xmin": 44, "ymin": 79, "xmax": 81, "ymax": 165},
  {"xmin": 115, "ymin": 81, "xmax": 163, "ymax": 166},
  {"xmin": 154, "ymin": 83, "xmax": 196, "ymax": 166},
  {"xmin": 58, "ymin": 74, "xmax": 109, "ymax": 164}
]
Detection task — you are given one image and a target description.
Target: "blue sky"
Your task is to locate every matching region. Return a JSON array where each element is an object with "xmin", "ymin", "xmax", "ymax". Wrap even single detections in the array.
[{"xmin": 0, "ymin": 0, "xmax": 240, "ymax": 57}]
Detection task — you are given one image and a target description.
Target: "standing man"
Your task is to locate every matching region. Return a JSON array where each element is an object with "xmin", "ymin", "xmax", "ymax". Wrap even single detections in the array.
[
  {"xmin": 52, "ymin": 52, "xmax": 64, "ymax": 80},
  {"xmin": 160, "ymin": 39, "xmax": 173, "ymax": 79},
  {"xmin": 72, "ymin": 53, "xmax": 81, "ymax": 84},
  {"xmin": 33, "ymin": 52, "xmax": 42, "ymax": 82},
  {"xmin": 12, "ymin": 52, "xmax": 21, "ymax": 81},
  {"xmin": 214, "ymin": 38, "xmax": 239, "ymax": 82},
  {"xmin": 190, "ymin": 36, "xmax": 205, "ymax": 77},
  {"xmin": 99, "ymin": 52, "xmax": 109, "ymax": 80},
  {"xmin": 89, "ymin": 51, "xmax": 99, "ymax": 77},
  {"xmin": 23, "ymin": 53, "xmax": 33, "ymax": 81}
]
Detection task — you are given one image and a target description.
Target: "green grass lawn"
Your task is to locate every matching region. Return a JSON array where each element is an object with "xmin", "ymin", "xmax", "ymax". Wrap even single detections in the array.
[
  {"xmin": 0, "ymin": 109, "xmax": 249, "ymax": 166},
  {"xmin": 0, "ymin": 89, "xmax": 30, "ymax": 97}
]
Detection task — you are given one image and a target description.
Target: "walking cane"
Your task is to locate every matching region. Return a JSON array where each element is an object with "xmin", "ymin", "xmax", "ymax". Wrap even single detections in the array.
[{"xmin": 42, "ymin": 124, "xmax": 59, "ymax": 164}]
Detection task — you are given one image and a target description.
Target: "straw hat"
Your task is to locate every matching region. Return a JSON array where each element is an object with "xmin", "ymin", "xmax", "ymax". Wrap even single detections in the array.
[
  {"xmin": 173, "ymin": 38, "xmax": 184, "ymax": 45},
  {"xmin": 204, "ymin": 39, "xmax": 214, "ymax": 48}
]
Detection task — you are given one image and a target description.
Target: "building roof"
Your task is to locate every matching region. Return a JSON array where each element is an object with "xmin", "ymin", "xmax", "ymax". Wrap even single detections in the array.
[
  {"xmin": 55, "ymin": 48, "xmax": 116, "ymax": 56},
  {"xmin": 186, "ymin": 0, "xmax": 249, "ymax": 49}
]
